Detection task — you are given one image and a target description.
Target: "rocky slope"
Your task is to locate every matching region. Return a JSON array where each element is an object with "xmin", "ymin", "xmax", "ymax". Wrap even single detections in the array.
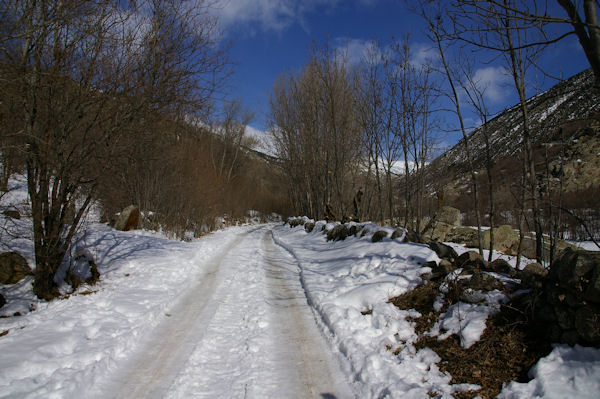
[{"xmin": 427, "ymin": 68, "xmax": 600, "ymax": 194}]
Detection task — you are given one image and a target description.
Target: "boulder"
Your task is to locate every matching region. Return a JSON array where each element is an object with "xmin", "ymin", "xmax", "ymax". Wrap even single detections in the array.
[
  {"xmin": 445, "ymin": 227, "xmax": 479, "ymax": 247},
  {"xmin": 435, "ymin": 206, "xmax": 461, "ymax": 226},
  {"xmin": 587, "ymin": 265, "xmax": 600, "ymax": 303},
  {"xmin": 391, "ymin": 228, "xmax": 405, "ymax": 240},
  {"xmin": 549, "ymin": 247, "xmax": 599, "ymax": 288},
  {"xmin": 429, "ymin": 242, "xmax": 458, "ymax": 262},
  {"xmin": 327, "ymin": 225, "xmax": 350, "ymax": 241},
  {"xmin": 519, "ymin": 262, "xmax": 548, "ymax": 289},
  {"xmin": 482, "ymin": 225, "xmax": 519, "ymax": 255},
  {"xmin": 488, "ymin": 258, "xmax": 515, "ymax": 276},
  {"xmin": 348, "ymin": 224, "xmax": 362, "ymax": 237},
  {"xmin": 466, "ymin": 271, "xmax": 503, "ymax": 292},
  {"xmin": 403, "ymin": 229, "xmax": 421, "ymax": 243},
  {"xmin": 0, "ymin": 292, "xmax": 5, "ymax": 308},
  {"xmin": 114, "ymin": 205, "xmax": 140, "ymax": 231},
  {"xmin": 519, "ymin": 235, "xmax": 579, "ymax": 260},
  {"xmin": 431, "ymin": 259, "xmax": 455, "ymax": 280},
  {"xmin": 575, "ymin": 306, "xmax": 600, "ymax": 343},
  {"xmin": 371, "ymin": 230, "xmax": 388, "ymax": 243},
  {"xmin": 523, "ymin": 262, "xmax": 548, "ymax": 278},
  {"xmin": 455, "ymin": 251, "xmax": 485, "ymax": 271},
  {"xmin": 288, "ymin": 218, "xmax": 305, "ymax": 228},
  {"xmin": 0, "ymin": 252, "xmax": 31, "ymax": 284},
  {"xmin": 304, "ymin": 222, "xmax": 315, "ymax": 233},
  {"xmin": 421, "ymin": 222, "xmax": 454, "ymax": 243}
]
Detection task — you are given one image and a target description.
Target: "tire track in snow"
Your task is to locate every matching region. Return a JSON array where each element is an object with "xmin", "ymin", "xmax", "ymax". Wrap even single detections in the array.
[
  {"xmin": 261, "ymin": 230, "xmax": 355, "ymax": 398},
  {"xmin": 109, "ymin": 226, "xmax": 353, "ymax": 398},
  {"xmin": 109, "ymin": 227, "xmax": 261, "ymax": 399}
]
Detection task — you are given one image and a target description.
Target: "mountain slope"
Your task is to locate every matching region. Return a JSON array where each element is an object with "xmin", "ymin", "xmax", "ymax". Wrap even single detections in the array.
[{"xmin": 427, "ymin": 69, "xmax": 600, "ymax": 193}]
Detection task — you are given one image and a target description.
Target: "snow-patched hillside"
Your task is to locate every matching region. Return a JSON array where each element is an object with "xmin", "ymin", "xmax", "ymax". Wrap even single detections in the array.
[{"xmin": 1, "ymin": 180, "xmax": 599, "ymax": 398}]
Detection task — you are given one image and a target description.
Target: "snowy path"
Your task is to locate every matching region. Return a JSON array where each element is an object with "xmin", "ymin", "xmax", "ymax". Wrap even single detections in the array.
[{"xmin": 109, "ymin": 226, "xmax": 353, "ymax": 399}]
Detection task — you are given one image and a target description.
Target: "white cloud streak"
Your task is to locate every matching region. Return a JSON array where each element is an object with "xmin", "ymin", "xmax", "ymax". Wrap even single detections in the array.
[
  {"xmin": 334, "ymin": 38, "xmax": 381, "ymax": 66},
  {"xmin": 470, "ymin": 66, "xmax": 512, "ymax": 104},
  {"xmin": 210, "ymin": 0, "xmax": 347, "ymax": 35}
]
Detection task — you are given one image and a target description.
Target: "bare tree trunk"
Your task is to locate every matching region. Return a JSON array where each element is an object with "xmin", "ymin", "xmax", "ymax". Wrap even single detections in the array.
[{"xmin": 429, "ymin": 25, "xmax": 483, "ymax": 254}]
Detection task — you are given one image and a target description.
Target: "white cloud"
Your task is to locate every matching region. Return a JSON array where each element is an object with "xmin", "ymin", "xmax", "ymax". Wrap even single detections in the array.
[
  {"xmin": 211, "ymin": 0, "xmax": 342, "ymax": 35},
  {"xmin": 335, "ymin": 38, "xmax": 381, "ymax": 66},
  {"xmin": 470, "ymin": 66, "xmax": 512, "ymax": 104},
  {"xmin": 410, "ymin": 43, "xmax": 438, "ymax": 68}
]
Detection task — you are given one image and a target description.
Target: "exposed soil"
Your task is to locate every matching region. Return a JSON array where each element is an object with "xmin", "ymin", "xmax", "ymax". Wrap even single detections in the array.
[
  {"xmin": 390, "ymin": 282, "xmax": 553, "ymax": 398},
  {"xmin": 389, "ymin": 281, "xmax": 442, "ymax": 335}
]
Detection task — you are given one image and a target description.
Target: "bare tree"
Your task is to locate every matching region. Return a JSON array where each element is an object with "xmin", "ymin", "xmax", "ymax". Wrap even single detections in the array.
[
  {"xmin": 414, "ymin": 4, "xmax": 485, "ymax": 254},
  {"xmin": 357, "ymin": 42, "xmax": 386, "ymax": 224},
  {"xmin": 269, "ymin": 43, "xmax": 361, "ymax": 220},
  {"xmin": 450, "ymin": 0, "xmax": 600, "ymax": 87},
  {"xmin": 385, "ymin": 36, "xmax": 439, "ymax": 233},
  {"xmin": 460, "ymin": 65, "xmax": 497, "ymax": 261},
  {"xmin": 211, "ymin": 99, "xmax": 254, "ymax": 184},
  {"xmin": 0, "ymin": 0, "xmax": 228, "ymax": 299},
  {"xmin": 445, "ymin": 0, "xmax": 546, "ymax": 262}
]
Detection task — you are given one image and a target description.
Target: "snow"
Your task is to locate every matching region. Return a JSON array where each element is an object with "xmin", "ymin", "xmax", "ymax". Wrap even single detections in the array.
[
  {"xmin": 0, "ymin": 224, "xmax": 253, "ymax": 398},
  {"xmin": 499, "ymin": 345, "xmax": 600, "ymax": 399},
  {"xmin": 273, "ymin": 222, "xmax": 481, "ymax": 398},
  {"xmin": 537, "ymin": 92, "xmax": 574, "ymax": 122},
  {"xmin": 568, "ymin": 240, "xmax": 600, "ymax": 251},
  {"xmin": 1, "ymin": 175, "xmax": 600, "ymax": 399},
  {"xmin": 442, "ymin": 241, "xmax": 540, "ymax": 270}
]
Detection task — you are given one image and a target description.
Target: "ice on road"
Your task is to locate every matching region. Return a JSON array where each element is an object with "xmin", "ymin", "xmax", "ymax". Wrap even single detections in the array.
[{"xmin": 109, "ymin": 226, "xmax": 353, "ymax": 399}]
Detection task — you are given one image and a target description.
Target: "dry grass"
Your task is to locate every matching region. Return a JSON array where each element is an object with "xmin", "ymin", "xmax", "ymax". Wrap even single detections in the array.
[{"xmin": 390, "ymin": 282, "xmax": 552, "ymax": 398}]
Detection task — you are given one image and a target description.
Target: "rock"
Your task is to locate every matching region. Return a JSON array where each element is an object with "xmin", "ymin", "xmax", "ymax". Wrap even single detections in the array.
[
  {"xmin": 2, "ymin": 209, "xmax": 20, "ymax": 219},
  {"xmin": 421, "ymin": 222, "xmax": 454, "ymax": 243},
  {"xmin": 466, "ymin": 271, "xmax": 503, "ymax": 292},
  {"xmin": 575, "ymin": 306, "xmax": 600, "ymax": 343},
  {"xmin": 327, "ymin": 225, "xmax": 350, "ymax": 241},
  {"xmin": 561, "ymin": 330, "xmax": 579, "ymax": 346},
  {"xmin": 482, "ymin": 225, "xmax": 519, "ymax": 255},
  {"xmin": 520, "ymin": 235, "xmax": 580, "ymax": 261},
  {"xmin": 431, "ymin": 259, "xmax": 455, "ymax": 279},
  {"xmin": 66, "ymin": 250, "xmax": 100, "ymax": 289},
  {"xmin": 304, "ymin": 222, "xmax": 315, "ymax": 233},
  {"xmin": 488, "ymin": 258, "xmax": 515, "ymax": 276},
  {"xmin": 114, "ymin": 205, "xmax": 140, "ymax": 231},
  {"xmin": 586, "ymin": 265, "xmax": 600, "ymax": 303},
  {"xmin": 435, "ymin": 206, "xmax": 461, "ymax": 226},
  {"xmin": 0, "ymin": 252, "xmax": 31, "ymax": 284},
  {"xmin": 423, "ymin": 260, "xmax": 438, "ymax": 271},
  {"xmin": 371, "ymin": 230, "xmax": 388, "ymax": 243},
  {"xmin": 519, "ymin": 262, "xmax": 547, "ymax": 289},
  {"xmin": 445, "ymin": 227, "xmax": 479, "ymax": 247},
  {"xmin": 288, "ymin": 218, "xmax": 305, "ymax": 228},
  {"xmin": 391, "ymin": 228, "xmax": 405, "ymax": 240},
  {"xmin": 549, "ymin": 247, "xmax": 599, "ymax": 286},
  {"xmin": 403, "ymin": 230, "xmax": 421, "ymax": 243},
  {"xmin": 429, "ymin": 242, "xmax": 458, "ymax": 262},
  {"xmin": 348, "ymin": 225, "xmax": 362, "ymax": 237},
  {"xmin": 455, "ymin": 251, "xmax": 485, "ymax": 271},
  {"xmin": 523, "ymin": 262, "xmax": 548, "ymax": 278},
  {"xmin": 0, "ymin": 293, "xmax": 5, "ymax": 308},
  {"xmin": 555, "ymin": 306, "xmax": 574, "ymax": 330}
]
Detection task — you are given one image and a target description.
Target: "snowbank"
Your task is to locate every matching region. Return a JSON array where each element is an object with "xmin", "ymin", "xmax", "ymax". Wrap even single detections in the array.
[
  {"xmin": 0, "ymin": 223, "xmax": 253, "ymax": 398},
  {"xmin": 273, "ymin": 221, "xmax": 482, "ymax": 398}
]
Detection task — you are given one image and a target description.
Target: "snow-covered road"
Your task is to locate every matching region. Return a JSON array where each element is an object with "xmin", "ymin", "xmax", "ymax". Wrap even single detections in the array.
[
  {"xmin": 107, "ymin": 226, "xmax": 353, "ymax": 399},
  {"xmin": 3, "ymin": 217, "xmax": 599, "ymax": 399}
]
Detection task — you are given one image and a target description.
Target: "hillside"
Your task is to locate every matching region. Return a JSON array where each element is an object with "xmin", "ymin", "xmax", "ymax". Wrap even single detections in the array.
[{"xmin": 427, "ymin": 69, "xmax": 600, "ymax": 196}]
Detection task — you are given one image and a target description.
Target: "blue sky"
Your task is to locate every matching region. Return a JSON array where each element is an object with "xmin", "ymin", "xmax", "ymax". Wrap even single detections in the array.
[{"xmin": 211, "ymin": 0, "xmax": 590, "ymax": 150}]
